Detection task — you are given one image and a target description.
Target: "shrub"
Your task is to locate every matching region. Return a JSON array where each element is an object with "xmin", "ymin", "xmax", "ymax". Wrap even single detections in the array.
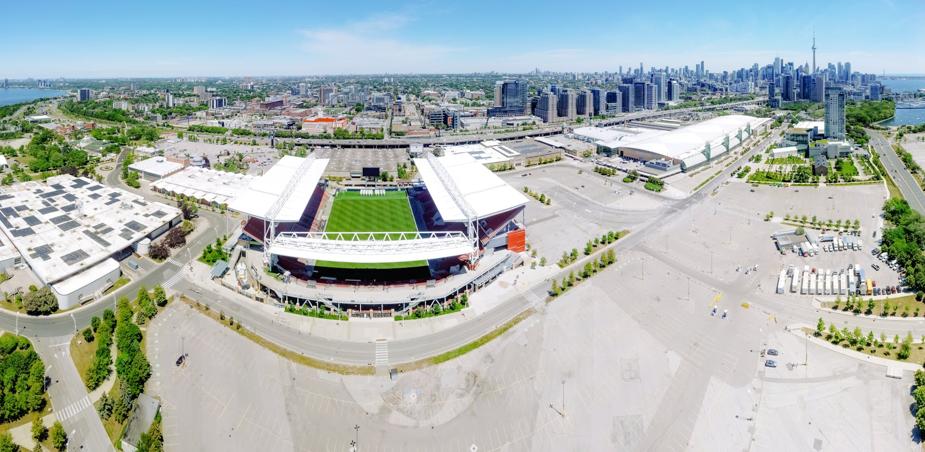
[{"xmin": 148, "ymin": 242, "xmax": 169, "ymax": 261}]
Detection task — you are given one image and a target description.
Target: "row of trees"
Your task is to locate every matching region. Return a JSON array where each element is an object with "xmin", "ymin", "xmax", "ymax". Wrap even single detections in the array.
[
  {"xmin": 815, "ymin": 318, "xmax": 915, "ymax": 359},
  {"xmin": 550, "ymin": 249, "xmax": 617, "ymax": 297},
  {"xmin": 85, "ymin": 309, "xmax": 116, "ymax": 389},
  {"xmin": 783, "ymin": 214, "xmax": 862, "ymax": 231},
  {"xmin": 594, "ymin": 166, "xmax": 617, "ymax": 177},
  {"xmin": 522, "ymin": 186, "xmax": 552, "ymax": 205}
]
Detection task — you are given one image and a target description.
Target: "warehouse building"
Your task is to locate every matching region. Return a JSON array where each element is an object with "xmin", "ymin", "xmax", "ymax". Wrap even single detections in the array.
[{"xmin": 0, "ymin": 175, "xmax": 181, "ymax": 309}]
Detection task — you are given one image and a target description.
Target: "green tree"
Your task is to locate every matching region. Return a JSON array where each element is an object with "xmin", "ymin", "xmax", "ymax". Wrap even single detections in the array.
[
  {"xmin": 50, "ymin": 421, "xmax": 66, "ymax": 451},
  {"xmin": 31, "ymin": 417, "xmax": 46, "ymax": 442},
  {"xmin": 23, "ymin": 287, "xmax": 58, "ymax": 315},
  {"xmin": 0, "ymin": 433, "xmax": 17, "ymax": 452},
  {"xmin": 815, "ymin": 318, "xmax": 825, "ymax": 336},
  {"xmin": 152, "ymin": 285, "xmax": 167, "ymax": 307}
]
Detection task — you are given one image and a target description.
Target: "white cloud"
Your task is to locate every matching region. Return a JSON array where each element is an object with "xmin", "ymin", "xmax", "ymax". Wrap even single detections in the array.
[{"xmin": 296, "ymin": 13, "xmax": 462, "ymax": 74}]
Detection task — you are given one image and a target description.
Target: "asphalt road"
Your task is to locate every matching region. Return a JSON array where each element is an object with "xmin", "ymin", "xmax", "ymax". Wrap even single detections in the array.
[{"xmin": 869, "ymin": 129, "xmax": 925, "ymax": 213}]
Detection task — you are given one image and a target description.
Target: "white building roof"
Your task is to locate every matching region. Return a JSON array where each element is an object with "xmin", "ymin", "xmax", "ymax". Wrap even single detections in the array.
[
  {"xmin": 0, "ymin": 175, "xmax": 180, "ymax": 284},
  {"xmin": 0, "ymin": 156, "xmax": 7, "ymax": 167},
  {"xmin": 617, "ymin": 115, "xmax": 770, "ymax": 162},
  {"xmin": 228, "ymin": 155, "xmax": 329, "ymax": 222},
  {"xmin": 129, "ymin": 157, "xmax": 184, "ymax": 178},
  {"xmin": 795, "ymin": 120, "xmax": 825, "ymax": 134},
  {"xmin": 442, "ymin": 141, "xmax": 520, "ymax": 165},
  {"xmin": 151, "ymin": 167, "xmax": 254, "ymax": 206},
  {"xmin": 413, "ymin": 153, "xmax": 528, "ymax": 223},
  {"xmin": 771, "ymin": 146, "xmax": 800, "ymax": 156}
]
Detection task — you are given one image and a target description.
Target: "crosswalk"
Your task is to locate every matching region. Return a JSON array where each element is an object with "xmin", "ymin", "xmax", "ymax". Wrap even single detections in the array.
[
  {"xmin": 167, "ymin": 258, "xmax": 184, "ymax": 267},
  {"xmin": 57, "ymin": 395, "xmax": 91, "ymax": 422},
  {"xmin": 164, "ymin": 271, "xmax": 185, "ymax": 289},
  {"xmin": 374, "ymin": 340, "xmax": 389, "ymax": 366}
]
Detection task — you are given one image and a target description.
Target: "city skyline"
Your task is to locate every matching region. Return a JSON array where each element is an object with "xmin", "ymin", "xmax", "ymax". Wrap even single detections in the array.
[{"xmin": 1, "ymin": 0, "xmax": 923, "ymax": 78}]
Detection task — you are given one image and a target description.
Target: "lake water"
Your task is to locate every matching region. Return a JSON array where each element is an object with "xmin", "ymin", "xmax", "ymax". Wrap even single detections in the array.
[
  {"xmin": 880, "ymin": 78, "xmax": 925, "ymax": 93},
  {"xmin": 881, "ymin": 108, "xmax": 925, "ymax": 127},
  {"xmin": 0, "ymin": 88, "xmax": 68, "ymax": 107}
]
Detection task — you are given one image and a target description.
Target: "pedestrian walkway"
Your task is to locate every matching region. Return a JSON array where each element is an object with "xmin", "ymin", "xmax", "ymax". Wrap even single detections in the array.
[
  {"xmin": 164, "ymin": 271, "xmax": 185, "ymax": 289},
  {"xmin": 56, "ymin": 395, "xmax": 91, "ymax": 422},
  {"xmin": 375, "ymin": 340, "xmax": 389, "ymax": 366}
]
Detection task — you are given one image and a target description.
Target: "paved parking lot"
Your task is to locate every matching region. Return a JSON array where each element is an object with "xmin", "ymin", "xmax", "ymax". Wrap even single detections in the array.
[{"xmin": 501, "ymin": 164, "xmax": 667, "ymax": 265}]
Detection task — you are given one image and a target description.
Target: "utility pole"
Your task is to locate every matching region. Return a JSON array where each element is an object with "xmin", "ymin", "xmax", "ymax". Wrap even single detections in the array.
[{"xmin": 561, "ymin": 380, "xmax": 566, "ymax": 416}]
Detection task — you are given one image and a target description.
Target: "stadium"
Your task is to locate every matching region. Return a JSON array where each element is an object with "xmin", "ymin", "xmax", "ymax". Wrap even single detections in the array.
[{"xmin": 227, "ymin": 153, "xmax": 528, "ymax": 314}]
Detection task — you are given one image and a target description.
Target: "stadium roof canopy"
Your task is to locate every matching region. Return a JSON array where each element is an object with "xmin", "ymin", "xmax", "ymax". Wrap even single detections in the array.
[
  {"xmin": 414, "ymin": 153, "xmax": 528, "ymax": 223},
  {"xmin": 615, "ymin": 115, "xmax": 768, "ymax": 163},
  {"xmin": 229, "ymin": 156, "xmax": 328, "ymax": 222}
]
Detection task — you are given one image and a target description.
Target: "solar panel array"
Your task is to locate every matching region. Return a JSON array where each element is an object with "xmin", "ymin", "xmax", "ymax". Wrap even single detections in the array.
[{"xmin": 0, "ymin": 175, "xmax": 181, "ymax": 284}]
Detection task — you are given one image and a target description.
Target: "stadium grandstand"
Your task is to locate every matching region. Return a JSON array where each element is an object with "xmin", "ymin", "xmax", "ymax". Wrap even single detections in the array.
[{"xmin": 227, "ymin": 153, "xmax": 528, "ymax": 313}]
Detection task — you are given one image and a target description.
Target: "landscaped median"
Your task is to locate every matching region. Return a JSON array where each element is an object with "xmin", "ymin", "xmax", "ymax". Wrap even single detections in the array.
[{"xmin": 807, "ymin": 317, "xmax": 925, "ymax": 362}]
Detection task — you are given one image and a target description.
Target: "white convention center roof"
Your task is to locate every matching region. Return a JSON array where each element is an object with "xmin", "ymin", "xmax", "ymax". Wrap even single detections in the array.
[
  {"xmin": 413, "ymin": 153, "xmax": 528, "ymax": 223},
  {"xmin": 228, "ymin": 155, "xmax": 328, "ymax": 222},
  {"xmin": 617, "ymin": 115, "xmax": 768, "ymax": 161}
]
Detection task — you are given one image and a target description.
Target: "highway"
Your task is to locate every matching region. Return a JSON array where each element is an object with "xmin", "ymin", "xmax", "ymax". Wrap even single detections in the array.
[{"xmin": 868, "ymin": 128, "xmax": 925, "ymax": 213}]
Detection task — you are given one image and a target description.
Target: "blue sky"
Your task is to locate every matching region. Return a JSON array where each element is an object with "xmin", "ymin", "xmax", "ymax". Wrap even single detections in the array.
[{"xmin": 1, "ymin": 0, "xmax": 923, "ymax": 78}]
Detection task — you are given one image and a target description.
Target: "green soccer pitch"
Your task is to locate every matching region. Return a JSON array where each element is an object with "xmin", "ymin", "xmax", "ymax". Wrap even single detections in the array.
[{"xmin": 315, "ymin": 190, "xmax": 427, "ymax": 270}]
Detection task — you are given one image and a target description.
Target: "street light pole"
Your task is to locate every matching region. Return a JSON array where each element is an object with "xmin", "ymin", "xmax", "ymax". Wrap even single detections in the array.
[{"xmin": 561, "ymin": 380, "xmax": 566, "ymax": 416}]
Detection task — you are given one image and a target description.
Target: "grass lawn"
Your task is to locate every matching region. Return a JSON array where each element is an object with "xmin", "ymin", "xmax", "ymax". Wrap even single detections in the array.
[
  {"xmin": 317, "ymin": 190, "xmax": 426, "ymax": 270},
  {"xmin": 70, "ymin": 333, "xmax": 100, "ymax": 389}
]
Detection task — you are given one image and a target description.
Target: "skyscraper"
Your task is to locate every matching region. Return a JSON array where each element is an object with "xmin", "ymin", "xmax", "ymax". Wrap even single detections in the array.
[
  {"xmin": 618, "ymin": 84, "xmax": 634, "ymax": 113},
  {"xmin": 533, "ymin": 92, "xmax": 557, "ymax": 123},
  {"xmin": 644, "ymin": 84, "xmax": 657, "ymax": 110},
  {"xmin": 78, "ymin": 88, "xmax": 91, "ymax": 102},
  {"xmin": 812, "ymin": 75, "xmax": 825, "ymax": 103},
  {"xmin": 651, "ymin": 73, "xmax": 666, "ymax": 102},
  {"xmin": 667, "ymin": 80, "xmax": 680, "ymax": 102},
  {"xmin": 869, "ymin": 83, "xmax": 882, "ymax": 101},
  {"xmin": 632, "ymin": 82, "xmax": 647, "ymax": 110},
  {"xmin": 590, "ymin": 88, "xmax": 605, "ymax": 116},
  {"xmin": 488, "ymin": 80, "xmax": 528, "ymax": 117},
  {"xmin": 605, "ymin": 91, "xmax": 622, "ymax": 114},
  {"xmin": 781, "ymin": 75, "xmax": 795, "ymax": 102},
  {"xmin": 557, "ymin": 89, "xmax": 576, "ymax": 120},
  {"xmin": 824, "ymin": 86, "xmax": 846, "ymax": 140},
  {"xmin": 576, "ymin": 90, "xmax": 593, "ymax": 117}
]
